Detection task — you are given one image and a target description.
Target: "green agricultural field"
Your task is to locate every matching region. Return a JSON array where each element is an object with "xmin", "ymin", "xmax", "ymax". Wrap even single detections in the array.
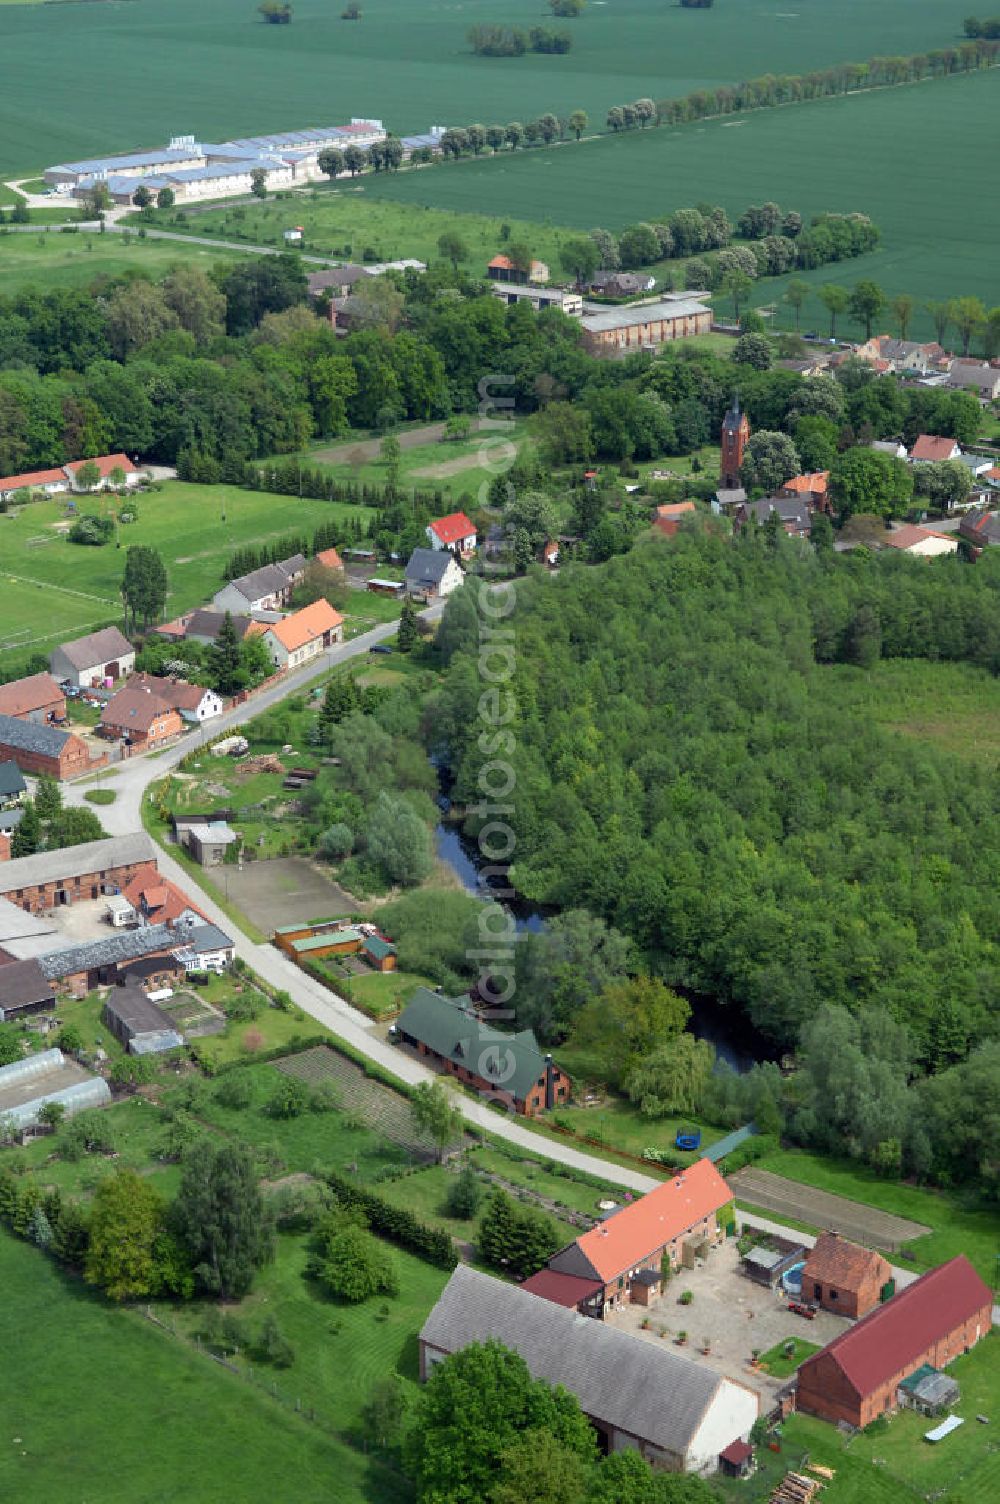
[
  {"xmin": 0, "ymin": 226, "xmax": 242, "ymax": 294},
  {"xmin": 360, "ymin": 67, "xmax": 1000, "ymax": 340},
  {"xmin": 0, "ymin": 481, "xmax": 375, "ymax": 669},
  {"xmin": 280, "ymin": 416, "xmax": 529, "ymax": 511},
  {"xmin": 0, "ymin": 0, "xmax": 980, "ymax": 179},
  {"xmin": 0, "ymin": 1233, "xmax": 394, "ymax": 1504}
]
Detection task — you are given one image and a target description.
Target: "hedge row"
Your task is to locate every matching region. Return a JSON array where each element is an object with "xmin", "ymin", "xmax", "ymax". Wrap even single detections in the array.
[{"xmin": 322, "ymin": 1166, "xmax": 458, "ymax": 1270}]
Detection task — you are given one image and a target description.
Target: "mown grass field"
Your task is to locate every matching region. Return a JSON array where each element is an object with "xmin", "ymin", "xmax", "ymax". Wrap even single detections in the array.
[
  {"xmin": 0, "ymin": 481, "xmax": 374, "ymax": 669},
  {"xmin": 0, "ymin": 227, "xmax": 241, "ymax": 294},
  {"xmin": 0, "ymin": 1233, "xmax": 397, "ymax": 1504},
  {"xmin": 360, "ymin": 67, "xmax": 1000, "ymax": 339},
  {"xmin": 720, "ymin": 1337, "xmax": 1000, "ymax": 1504},
  {"xmin": 0, "ymin": 0, "xmax": 980, "ymax": 179},
  {"xmin": 820, "ymin": 659, "xmax": 1000, "ymax": 764}
]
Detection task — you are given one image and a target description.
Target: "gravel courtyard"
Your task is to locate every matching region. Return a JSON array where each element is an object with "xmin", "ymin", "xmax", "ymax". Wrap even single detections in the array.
[{"xmin": 604, "ymin": 1240, "xmax": 852, "ymax": 1402}]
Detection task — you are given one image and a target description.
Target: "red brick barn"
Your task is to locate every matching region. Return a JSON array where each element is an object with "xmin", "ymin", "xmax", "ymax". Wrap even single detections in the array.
[
  {"xmin": 796, "ymin": 1256, "xmax": 993, "ymax": 1429},
  {"xmin": 801, "ymin": 1232, "xmax": 893, "ymax": 1319}
]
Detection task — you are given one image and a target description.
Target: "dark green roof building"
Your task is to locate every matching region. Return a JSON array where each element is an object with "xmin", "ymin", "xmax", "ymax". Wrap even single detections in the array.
[{"xmin": 394, "ymin": 987, "xmax": 570, "ymax": 1116}]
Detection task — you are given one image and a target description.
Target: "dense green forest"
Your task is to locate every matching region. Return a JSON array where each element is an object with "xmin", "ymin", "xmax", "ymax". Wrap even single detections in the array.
[
  {"xmin": 435, "ymin": 531, "xmax": 1000, "ymax": 1051},
  {"xmin": 432, "ymin": 533, "xmax": 1000, "ymax": 1193}
]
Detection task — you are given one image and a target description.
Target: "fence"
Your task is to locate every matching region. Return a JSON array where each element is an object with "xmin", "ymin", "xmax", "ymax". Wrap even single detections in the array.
[{"xmin": 136, "ymin": 1306, "xmax": 407, "ymax": 1480}]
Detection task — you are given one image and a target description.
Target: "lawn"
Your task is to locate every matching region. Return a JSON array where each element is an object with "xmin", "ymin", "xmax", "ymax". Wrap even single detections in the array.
[
  {"xmin": 752, "ymin": 1336, "xmax": 1000, "ymax": 1504},
  {"xmin": 342, "ymin": 968, "xmax": 436, "ymax": 1019},
  {"xmin": 757, "ymin": 1336, "xmax": 821, "ymax": 1379},
  {"xmin": 0, "ymin": 225, "xmax": 241, "ymax": 293},
  {"xmin": 0, "ymin": 481, "xmax": 375, "ymax": 670},
  {"xmin": 753, "ymin": 1146, "xmax": 1000, "ymax": 1283},
  {"xmin": 0, "ymin": 0, "xmax": 981, "ymax": 179},
  {"xmin": 359, "ymin": 66, "xmax": 1000, "ymax": 339},
  {"xmin": 0, "ymin": 1233, "xmax": 399, "ymax": 1504},
  {"xmin": 820, "ymin": 659, "xmax": 1000, "ymax": 764},
  {"xmin": 161, "ymin": 1227, "xmax": 450, "ymax": 1442},
  {"xmin": 545, "ymin": 1092, "xmax": 722, "ymax": 1165}
]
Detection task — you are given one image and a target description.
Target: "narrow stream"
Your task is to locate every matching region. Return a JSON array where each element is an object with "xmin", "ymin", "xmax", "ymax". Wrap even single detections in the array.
[{"xmin": 434, "ymin": 793, "xmax": 769, "ymax": 1073}]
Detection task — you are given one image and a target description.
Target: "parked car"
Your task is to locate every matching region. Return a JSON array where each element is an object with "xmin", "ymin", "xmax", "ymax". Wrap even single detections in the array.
[{"xmin": 370, "ymin": 644, "xmax": 394, "ymax": 655}]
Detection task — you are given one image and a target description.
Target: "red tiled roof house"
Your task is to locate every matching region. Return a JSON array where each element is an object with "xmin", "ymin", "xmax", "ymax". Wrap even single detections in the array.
[
  {"xmin": 796, "ymin": 1256, "xmax": 993, "ymax": 1429},
  {"xmin": 259, "ymin": 598, "xmax": 345, "ymax": 671},
  {"xmin": 909, "ymin": 434, "xmax": 961, "ymax": 463},
  {"xmin": 547, "ymin": 1158, "xmax": 734, "ymax": 1316},
  {"xmin": 99, "ymin": 684, "xmax": 183, "ymax": 751},
  {"xmin": 426, "ymin": 511, "xmax": 478, "ymax": 556},
  {"xmin": 800, "ymin": 1233, "xmax": 893, "ymax": 1319}
]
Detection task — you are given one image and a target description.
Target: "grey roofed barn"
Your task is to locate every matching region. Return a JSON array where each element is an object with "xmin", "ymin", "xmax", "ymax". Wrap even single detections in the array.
[
  {"xmin": 0, "ymin": 833, "xmax": 155, "ymax": 898},
  {"xmin": 36, "ymin": 922, "xmax": 174, "ymax": 982},
  {"xmin": 0, "ymin": 715, "xmax": 75, "ymax": 761},
  {"xmin": 52, "ymin": 626, "xmax": 133, "ymax": 673},
  {"xmin": 183, "ymin": 610, "xmax": 254, "ymax": 644},
  {"xmin": 580, "ymin": 296, "xmax": 710, "ymax": 333},
  {"xmin": 421, "ymin": 1266, "xmax": 743, "ymax": 1462},
  {"xmin": 0, "ymin": 957, "xmax": 56, "ymax": 1019}
]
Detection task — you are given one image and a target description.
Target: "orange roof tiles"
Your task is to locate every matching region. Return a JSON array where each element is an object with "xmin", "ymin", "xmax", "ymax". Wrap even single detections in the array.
[
  {"xmin": 0, "ymin": 673, "xmax": 64, "ymax": 719},
  {"xmin": 429, "ymin": 511, "xmax": 476, "ymax": 546},
  {"xmin": 910, "ymin": 435, "xmax": 959, "ymax": 462},
  {"xmin": 561, "ymin": 1159, "xmax": 732, "ymax": 1283},
  {"xmin": 265, "ymin": 598, "xmax": 344, "ymax": 653},
  {"xmin": 783, "ymin": 472, "xmax": 829, "ymax": 495},
  {"xmin": 0, "ymin": 466, "xmax": 67, "ymax": 492},
  {"xmin": 314, "ymin": 547, "xmax": 344, "ymax": 571},
  {"xmin": 802, "ymin": 1233, "xmax": 889, "ymax": 1294},
  {"xmin": 65, "ymin": 452, "xmax": 136, "ymax": 480},
  {"xmin": 123, "ymin": 873, "xmax": 207, "ymax": 926},
  {"xmin": 655, "ymin": 502, "xmax": 697, "ymax": 519}
]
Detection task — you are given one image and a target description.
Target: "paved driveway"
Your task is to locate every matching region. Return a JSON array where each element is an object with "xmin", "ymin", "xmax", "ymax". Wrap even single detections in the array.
[{"xmin": 605, "ymin": 1241, "xmax": 852, "ymax": 1403}]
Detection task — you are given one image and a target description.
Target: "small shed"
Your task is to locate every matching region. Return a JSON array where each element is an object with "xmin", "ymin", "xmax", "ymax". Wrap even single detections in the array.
[
  {"xmin": 629, "ymin": 1267, "xmax": 662, "ymax": 1307},
  {"xmin": 105, "ymin": 894, "xmax": 136, "ymax": 928},
  {"xmin": 102, "ymin": 984, "xmax": 183, "ymax": 1055},
  {"xmin": 899, "ymin": 1365, "xmax": 960, "ymax": 1417},
  {"xmin": 185, "ymin": 821, "xmax": 238, "ymax": 867},
  {"xmin": 363, "ymin": 933, "xmax": 396, "ymax": 972},
  {"xmin": 718, "ymin": 1439, "xmax": 753, "ymax": 1478},
  {"xmin": 742, "ymin": 1240, "xmax": 806, "ymax": 1289}
]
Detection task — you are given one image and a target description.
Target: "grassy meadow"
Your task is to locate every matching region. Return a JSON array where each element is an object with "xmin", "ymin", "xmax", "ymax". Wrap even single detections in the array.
[
  {"xmin": 0, "ymin": 0, "xmax": 981, "ymax": 179},
  {"xmin": 0, "ymin": 481, "xmax": 375, "ymax": 669},
  {"xmin": 0, "ymin": 1233, "xmax": 398, "ymax": 1504},
  {"xmin": 820, "ymin": 659, "xmax": 1000, "ymax": 764},
  {"xmin": 0, "ymin": 226, "xmax": 241, "ymax": 294}
]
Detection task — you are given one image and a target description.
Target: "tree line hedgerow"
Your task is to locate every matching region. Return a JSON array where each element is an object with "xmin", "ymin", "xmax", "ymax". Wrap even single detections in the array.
[
  {"xmin": 321, "ymin": 1167, "xmax": 459, "ymax": 1269},
  {"xmin": 436, "ymin": 539, "xmax": 1000, "ymax": 1073}
]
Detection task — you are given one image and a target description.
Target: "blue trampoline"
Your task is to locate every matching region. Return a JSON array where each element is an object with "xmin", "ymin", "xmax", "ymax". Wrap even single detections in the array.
[{"xmin": 675, "ymin": 1129, "xmax": 702, "ymax": 1152}]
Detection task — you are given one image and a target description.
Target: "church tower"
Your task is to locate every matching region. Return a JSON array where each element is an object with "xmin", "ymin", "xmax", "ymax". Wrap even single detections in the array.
[{"xmin": 720, "ymin": 395, "xmax": 750, "ymax": 489}]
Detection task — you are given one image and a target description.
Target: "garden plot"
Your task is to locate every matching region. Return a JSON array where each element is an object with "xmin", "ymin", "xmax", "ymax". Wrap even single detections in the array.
[{"xmin": 272, "ymin": 1045, "xmax": 467, "ymax": 1160}]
